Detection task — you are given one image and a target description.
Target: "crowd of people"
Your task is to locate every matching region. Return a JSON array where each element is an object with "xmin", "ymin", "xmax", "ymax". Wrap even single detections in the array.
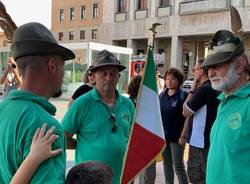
[{"xmin": 0, "ymin": 20, "xmax": 250, "ymax": 184}]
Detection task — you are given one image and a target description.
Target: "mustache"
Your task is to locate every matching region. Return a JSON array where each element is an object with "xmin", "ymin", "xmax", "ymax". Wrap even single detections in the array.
[{"xmin": 209, "ymin": 77, "xmax": 222, "ymax": 81}]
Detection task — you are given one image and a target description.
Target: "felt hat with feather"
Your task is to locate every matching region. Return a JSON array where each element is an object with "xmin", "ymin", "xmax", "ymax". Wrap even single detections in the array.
[
  {"xmin": 90, "ymin": 50, "xmax": 126, "ymax": 72},
  {"xmin": 202, "ymin": 30, "xmax": 245, "ymax": 68},
  {"xmin": 11, "ymin": 22, "xmax": 75, "ymax": 61},
  {"xmin": 0, "ymin": 1, "xmax": 74, "ymax": 61},
  {"xmin": 202, "ymin": 6, "xmax": 245, "ymax": 68}
]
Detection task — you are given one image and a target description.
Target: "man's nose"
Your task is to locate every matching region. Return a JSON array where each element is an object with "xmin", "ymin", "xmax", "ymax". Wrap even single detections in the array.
[{"xmin": 104, "ymin": 73, "xmax": 114, "ymax": 80}]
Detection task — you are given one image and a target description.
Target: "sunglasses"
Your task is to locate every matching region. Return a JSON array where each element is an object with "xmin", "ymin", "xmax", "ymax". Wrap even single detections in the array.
[
  {"xmin": 109, "ymin": 113, "xmax": 117, "ymax": 133},
  {"xmin": 88, "ymin": 73, "xmax": 93, "ymax": 76}
]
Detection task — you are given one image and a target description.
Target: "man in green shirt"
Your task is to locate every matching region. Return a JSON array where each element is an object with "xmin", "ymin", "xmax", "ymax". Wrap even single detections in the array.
[
  {"xmin": 202, "ymin": 30, "xmax": 250, "ymax": 184},
  {"xmin": 0, "ymin": 22, "xmax": 75, "ymax": 183},
  {"xmin": 62, "ymin": 50, "xmax": 135, "ymax": 184}
]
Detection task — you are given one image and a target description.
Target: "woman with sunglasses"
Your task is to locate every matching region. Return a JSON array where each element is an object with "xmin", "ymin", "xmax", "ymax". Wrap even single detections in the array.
[{"xmin": 67, "ymin": 66, "xmax": 96, "ymax": 107}]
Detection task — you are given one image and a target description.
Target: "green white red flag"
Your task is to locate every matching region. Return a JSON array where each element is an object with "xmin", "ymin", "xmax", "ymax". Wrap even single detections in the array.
[{"xmin": 121, "ymin": 47, "xmax": 165, "ymax": 184}]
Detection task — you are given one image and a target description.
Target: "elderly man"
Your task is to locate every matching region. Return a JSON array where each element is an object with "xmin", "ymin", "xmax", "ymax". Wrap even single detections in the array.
[
  {"xmin": 202, "ymin": 30, "xmax": 250, "ymax": 184},
  {"xmin": 0, "ymin": 22, "xmax": 75, "ymax": 183},
  {"xmin": 62, "ymin": 50, "xmax": 135, "ymax": 184}
]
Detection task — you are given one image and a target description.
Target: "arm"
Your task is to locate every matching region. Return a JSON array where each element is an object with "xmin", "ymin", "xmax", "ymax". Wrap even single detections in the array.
[
  {"xmin": 0, "ymin": 68, "xmax": 9, "ymax": 84},
  {"xmin": 11, "ymin": 124, "xmax": 62, "ymax": 184},
  {"xmin": 67, "ymin": 98, "xmax": 74, "ymax": 108},
  {"xmin": 179, "ymin": 117, "xmax": 190, "ymax": 146},
  {"xmin": 182, "ymin": 79, "xmax": 200, "ymax": 117},
  {"xmin": 65, "ymin": 131, "xmax": 77, "ymax": 149},
  {"xmin": 12, "ymin": 68, "xmax": 22, "ymax": 87}
]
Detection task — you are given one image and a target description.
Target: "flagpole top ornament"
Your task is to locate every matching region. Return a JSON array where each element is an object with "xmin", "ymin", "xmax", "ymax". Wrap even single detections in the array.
[{"xmin": 148, "ymin": 23, "xmax": 162, "ymax": 34}]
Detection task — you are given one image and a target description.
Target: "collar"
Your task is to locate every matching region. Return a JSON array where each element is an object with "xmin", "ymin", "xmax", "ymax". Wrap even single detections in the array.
[
  {"xmin": 90, "ymin": 87, "xmax": 125, "ymax": 104},
  {"xmin": 218, "ymin": 82, "xmax": 250, "ymax": 101},
  {"xmin": 6, "ymin": 90, "xmax": 56, "ymax": 115}
]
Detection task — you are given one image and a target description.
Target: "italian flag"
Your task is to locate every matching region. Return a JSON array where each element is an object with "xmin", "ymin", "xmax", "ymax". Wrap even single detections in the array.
[{"xmin": 121, "ymin": 47, "xmax": 165, "ymax": 184}]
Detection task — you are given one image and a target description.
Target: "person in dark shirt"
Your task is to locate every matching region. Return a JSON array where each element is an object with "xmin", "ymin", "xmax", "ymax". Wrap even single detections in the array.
[
  {"xmin": 127, "ymin": 75, "xmax": 142, "ymax": 106},
  {"xmin": 160, "ymin": 67, "xmax": 189, "ymax": 184},
  {"xmin": 182, "ymin": 59, "xmax": 219, "ymax": 184},
  {"xmin": 68, "ymin": 66, "xmax": 95, "ymax": 107}
]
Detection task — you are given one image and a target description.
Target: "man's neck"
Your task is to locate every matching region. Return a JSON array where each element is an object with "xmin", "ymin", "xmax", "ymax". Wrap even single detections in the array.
[
  {"xmin": 99, "ymin": 91, "xmax": 116, "ymax": 107},
  {"xmin": 200, "ymin": 75, "xmax": 209, "ymax": 85}
]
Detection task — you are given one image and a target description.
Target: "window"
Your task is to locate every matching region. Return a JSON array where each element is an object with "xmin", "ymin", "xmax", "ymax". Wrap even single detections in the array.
[
  {"xmin": 70, "ymin": 7, "xmax": 75, "ymax": 20},
  {"xmin": 80, "ymin": 5, "xmax": 86, "ymax": 19},
  {"xmin": 58, "ymin": 32, "xmax": 63, "ymax": 41},
  {"xmin": 92, "ymin": 29, "xmax": 97, "ymax": 39},
  {"xmin": 159, "ymin": 0, "xmax": 169, "ymax": 7},
  {"xmin": 80, "ymin": 30, "xmax": 85, "ymax": 40},
  {"xmin": 69, "ymin": 31, "xmax": 74, "ymax": 40},
  {"xmin": 93, "ymin": 3, "xmax": 98, "ymax": 18},
  {"xmin": 59, "ymin": 9, "xmax": 64, "ymax": 22},
  {"xmin": 117, "ymin": 0, "xmax": 126, "ymax": 13},
  {"xmin": 137, "ymin": 0, "xmax": 147, "ymax": 10}
]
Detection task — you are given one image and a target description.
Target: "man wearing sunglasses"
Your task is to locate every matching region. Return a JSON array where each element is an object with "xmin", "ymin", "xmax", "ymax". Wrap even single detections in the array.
[
  {"xmin": 182, "ymin": 58, "xmax": 220, "ymax": 184},
  {"xmin": 201, "ymin": 30, "xmax": 250, "ymax": 184},
  {"xmin": 62, "ymin": 49, "xmax": 135, "ymax": 184}
]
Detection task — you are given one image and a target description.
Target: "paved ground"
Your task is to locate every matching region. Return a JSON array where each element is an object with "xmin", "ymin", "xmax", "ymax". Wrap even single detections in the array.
[{"xmin": 49, "ymin": 97, "xmax": 189, "ymax": 183}]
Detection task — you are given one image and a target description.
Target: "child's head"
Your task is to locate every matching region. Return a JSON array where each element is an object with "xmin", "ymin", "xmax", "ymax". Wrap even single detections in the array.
[{"xmin": 65, "ymin": 161, "xmax": 113, "ymax": 184}]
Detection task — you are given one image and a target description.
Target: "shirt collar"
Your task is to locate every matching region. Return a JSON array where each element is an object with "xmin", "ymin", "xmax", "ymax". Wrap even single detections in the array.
[
  {"xmin": 90, "ymin": 87, "xmax": 125, "ymax": 104},
  {"xmin": 6, "ymin": 90, "xmax": 56, "ymax": 115},
  {"xmin": 218, "ymin": 82, "xmax": 250, "ymax": 101}
]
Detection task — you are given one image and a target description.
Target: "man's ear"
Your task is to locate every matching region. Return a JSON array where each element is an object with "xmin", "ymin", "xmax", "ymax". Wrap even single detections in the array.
[
  {"xmin": 235, "ymin": 57, "xmax": 245, "ymax": 74},
  {"xmin": 47, "ymin": 58, "xmax": 57, "ymax": 74}
]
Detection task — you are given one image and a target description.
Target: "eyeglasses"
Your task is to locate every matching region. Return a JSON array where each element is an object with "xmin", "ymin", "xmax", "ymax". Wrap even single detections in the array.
[
  {"xmin": 109, "ymin": 113, "xmax": 117, "ymax": 133},
  {"xmin": 88, "ymin": 73, "xmax": 93, "ymax": 76}
]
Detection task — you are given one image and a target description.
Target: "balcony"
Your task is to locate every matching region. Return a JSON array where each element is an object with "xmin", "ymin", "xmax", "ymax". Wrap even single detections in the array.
[
  {"xmin": 179, "ymin": 0, "xmax": 229, "ymax": 15},
  {"xmin": 157, "ymin": 6, "xmax": 171, "ymax": 17},
  {"xmin": 135, "ymin": 9, "xmax": 148, "ymax": 20},
  {"xmin": 115, "ymin": 12, "xmax": 127, "ymax": 22}
]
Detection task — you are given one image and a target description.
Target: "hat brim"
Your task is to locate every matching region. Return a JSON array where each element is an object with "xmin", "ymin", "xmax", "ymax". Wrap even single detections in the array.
[
  {"xmin": 90, "ymin": 63, "xmax": 126, "ymax": 72},
  {"xmin": 202, "ymin": 52, "xmax": 232, "ymax": 68},
  {"xmin": 11, "ymin": 40, "xmax": 75, "ymax": 61}
]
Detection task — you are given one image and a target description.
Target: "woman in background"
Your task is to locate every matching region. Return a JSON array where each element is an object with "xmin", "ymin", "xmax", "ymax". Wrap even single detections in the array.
[
  {"xmin": 67, "ymin": 66, "xmax": 95, "ymax": 107},
  {"xmin": 159, "ymin": 67, "xmax": 188, "ymax": 184}
]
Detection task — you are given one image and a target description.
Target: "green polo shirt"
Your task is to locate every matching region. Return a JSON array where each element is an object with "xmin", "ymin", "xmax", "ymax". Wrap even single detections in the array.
[
  {"xmin": 207, "ymin": 82, "xmax": 250, "ymax": 184},
  {"xmin": 62, "ymin": 87, "xmax": 135, "ymax": 184},
  {"xmin": 0, "ymin": 90, "xmax": 66, "ymax": 184}
]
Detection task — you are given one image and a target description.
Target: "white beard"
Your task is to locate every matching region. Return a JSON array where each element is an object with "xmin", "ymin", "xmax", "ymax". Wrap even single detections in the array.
[{"xmin": 210, "ymin": 62, "xmax": 239, "ymax": 91}]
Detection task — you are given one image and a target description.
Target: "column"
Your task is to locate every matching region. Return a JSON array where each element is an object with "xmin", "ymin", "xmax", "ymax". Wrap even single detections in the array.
[{"xmin": 170, "ymin": 35, "xmax": 183, "ymax": 69}]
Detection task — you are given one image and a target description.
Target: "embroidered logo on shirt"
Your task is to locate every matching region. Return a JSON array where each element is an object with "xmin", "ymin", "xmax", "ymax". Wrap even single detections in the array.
[
  {"xmin": 171, "ymin": 100, "xmax": 177, "ymax": 107},
  {"xmin": 227, "ymin": 112, "xmax": 241, "ymax": 130},
  {"xmin": 121, "ymin": 112, "xmax": 131, "ymax": 124}
]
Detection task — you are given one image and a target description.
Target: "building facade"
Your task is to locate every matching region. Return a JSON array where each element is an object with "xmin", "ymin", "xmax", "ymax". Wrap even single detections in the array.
[{"xmin": 51, "ymin": 0, "xmax": 250, "ymax": 76}]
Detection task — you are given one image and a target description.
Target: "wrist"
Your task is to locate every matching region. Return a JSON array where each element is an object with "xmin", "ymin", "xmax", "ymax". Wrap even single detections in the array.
[{"xmin": 189, "ymin": 90, "xmax": 194, "ymax": 94}]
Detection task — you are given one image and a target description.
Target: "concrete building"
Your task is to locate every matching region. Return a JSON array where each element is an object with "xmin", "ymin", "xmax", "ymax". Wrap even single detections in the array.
[{"xmin": 51, "ymin": 0, "xmax": 250, "ymax": 77}]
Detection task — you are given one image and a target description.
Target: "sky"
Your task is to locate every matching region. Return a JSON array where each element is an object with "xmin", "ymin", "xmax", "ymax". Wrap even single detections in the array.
[{"xmin": 1, "ymin": 0, "xmax": 52, "ymax": 29}]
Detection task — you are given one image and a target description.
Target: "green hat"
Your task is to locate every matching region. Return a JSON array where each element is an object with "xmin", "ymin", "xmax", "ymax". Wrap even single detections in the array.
[
  {"xmin": 11, "ymin": 22, "xmax": 75, "ymax": 61},
  {"xmin": 90, "ymin": 49, "xmax": 126, "ymax": 72},
  {"xmin": 202, "ymin": 30, "xmax": 245, "ymax": 68}
]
